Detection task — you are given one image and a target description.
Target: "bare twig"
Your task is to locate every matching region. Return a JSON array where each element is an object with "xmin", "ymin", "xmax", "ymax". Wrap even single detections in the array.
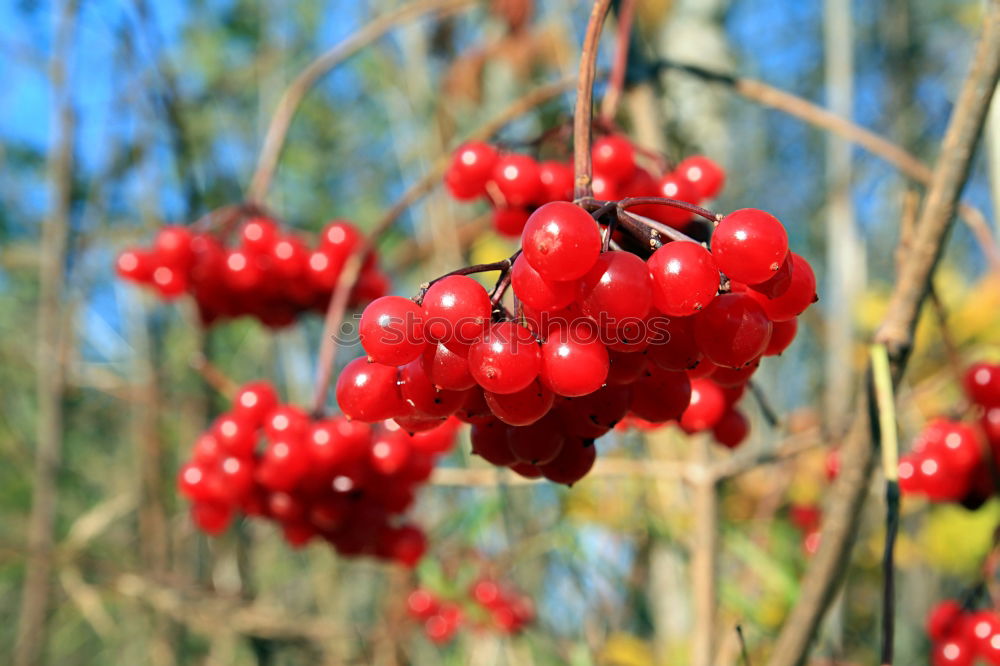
[
  {"xmin": 573, "ymin": 0, "xmax": 614, "ymax": 200},
  {"xmin": 15, "ymin": 3, "xmax": 77, "ymax": 664},
  {"xmin": 246, "ymin": 0, "xmax": 476, "ymax": 203},
  {"xmin": 599, "ymin": 0, "xmax": 635, "ymax": 122},
  {"xmin": 657, "ymin": 60, "xmax": 1000, "ymax": 270},
  {"xmin": 768, "ymin": 8, "xmax": 1000, "ymax": 664}
]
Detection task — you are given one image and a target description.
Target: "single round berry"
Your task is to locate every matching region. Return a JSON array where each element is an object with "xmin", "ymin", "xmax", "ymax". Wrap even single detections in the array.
[
  {"xmin": 399, "ymin": 358, "xmax": 466, "ymax": 418},
  {"xmin": 963, "ymin": 362, "xmax": 1000, "ymax": 407},
  {"xmin": 647, "ymin": 242, "xmax": 719, "ymax": 316},
  {"xmin": 492, "ymin": 154, "xmax": 543, "ymax": 206},
  {"xmin": 446, "ymin": 141, "xmax": 498, "ymax": 200},
  {"xmin": 421, "ymin": 275, "xmax": 491, "ymax": 348},
  {"xmin": 116, "ymin": 247, "xmax": 156, "ymax": 282},
  {"xmin": 232, "ymin": 381, "xmax": 279, "ymax": 428},
  {"xmin": 629, "ymin": 367, "xmax": 691, "ymax": 423},
  {"xmin": 712, "ymin": 208, "xmax": 789, "ymax": 285},
  {"xmin": 712, "ymin": 408, "xmax": 749, "ymax": 449},
  {"xmin": 153, "ymin": 226, "xmax": 195, "ymax": 269},
  {"xmin": 592, "ymin": 135, "xmax": 636, "ymax": 182},
  {"xmin": 467, "ymin": 322, "xmax": 541, "ymax": 395},
  {"xmin": 693, "ymin": 293, "xmax": 772, "ymax": 368},
  {"xmin": 470, "ymin": 419, "xmax": 516, "ymax": 466},
  {"xmin": 421, "ymin": 342, "xmax": 476, "ymax": 391},
  {"xmin": 359, "ymin": 295, "xmax": 426, "ymax": 365},
  {"xmin": 539, "ymin": 324, "xmax": 609, "ymax": 397},
  {"xmin": 240, "ymin": 217, "xmax": 279, "ymax": 253},
  {"xmin": 335, "ymin": 356, "xmax": 406, "ymax": 422},
  {"xmin": 320, "ymin": 220, "xmax": 362, "ymax": 256},
  {"xmin": 559, "ymin": 384, "xmax": 632, "ymax": 438},
  {"xmin": 538, "ymin": 161, "xmax": 574, "ymax": 201},
  {"xmin": 485, "ymin": 379, "xmax": 554, "ymax": 426},
  {"xmin": 764, "ymin": 318, "xmax": 798, "ymax": 356},
  {"xmin": 646, "ymin": 314, "xmax": 702, "ymax": 371},
  {"xmin": 521, "ymin": 202, "xmax": 602, "ymax": 282},
  {"xmin": 510, "ymin": 253, "xmax": 578, "ymax": 312},
  {"xmin": 539, "ymin": 438, "xmax": 596, "ymax": 485},
  {"xmin": 493, "ymin": 206, "xmax": 530, "ymax": 237},
  {"xmin": 506, "ymin": 413, "xmax": 565, "ymax": 465},
  {"xmin": 579, "ymin": 250, "xmax": 653, "ymax": 323},
  {"xmin": 745, "ymin": 252, "xmax": 817, "ymax": 321},
  {"xmin": 679, "ymin": 379, "xmax": 727, "ymax": 432},
  {"xmin": 676, "ymin": 155, "xmax": 725, "ymax": 199}
]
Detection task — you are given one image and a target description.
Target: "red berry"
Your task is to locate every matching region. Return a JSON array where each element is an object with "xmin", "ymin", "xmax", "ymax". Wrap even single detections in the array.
[
  {"xmin": 539, "ymin": 437, "xmax": 596, "ymax": 485},
  {"xmin": 506, "ymin": 413, "xmax": 565, "ymax": 465},
  {"xmin": 521, "ymin": 202, "xmax": 602, "ymax": 282},
  {"xmin": 359, "ymin": 296, "xmax": 425, "ymax": 365},
  {"xmin": 646, "ymin": 315, "xmax": 702, "ymax": 371},
  {"xmin": 369, "ymin": 429, "xmax": 411, "ymax": 476},
  {"xmin": 745, "ymin": 253, "xmax": 817, "ymax": 321},
  {"xmin": 151, "ymin": 264, "xmax": 187, "ymax": 299},
  {"xmin": 579, "ymin": 250, "xmax": 653, "ymax": 323},
  {"xmin": 257, "ymin": 436, "xmax": 310, "ymax": 491},
  {"xmin": 749, "ymin": 253, "xmax": 793, "ymax": 298},
  {"xmin": 263, "ymin": 405, "xmax": 309, "ymax": 441},
  {"xmin": 511, "ymin": 253, "xmax": 578, "ymax": 312},
  {"xmin": 510, "ymin": 461, "xmax": 543, "ymax": 479},
  {"xmin": 421, "ymin": 342, "xmax": 476, "ymax": 391},
  {"xmin": 592, "ymin": 135, "xmax": 636, "ymax": 181},
  {"xmin": 320, "ymin": 220, "xmax": 361, "ymax": 256},
  {"xmin": 399, "ymin": 358, "xmax": 466, "ymax": 418},
  {"xmin": 336, "ymin": 357, "xmax": 406, "ymax": 422},
  {"xmin": 407, "ymin": 589, "xmax": 440, "ymax": 619},
  {"xmin": 693, "ymin": 293, "xmax": 772, "ymax": 369},
  {"xmin": 447, "ymin": 141, "xmax": 498, "ymax": 200},
  {"xmin": 649, "ymin": 174, "xmax": 699, "ymax": 226},
  {"xmin": 154, "ymin": 226, "xmax": 195, "ymax": 269},
  {"xmin": 116, "ymin": 247, "xmax": 155, "ymax": 282},
  {"xmin": 485, "ymin": 379, "xmax": 554, "ymax": 426},
  {"xmin": 629, "ymin": 368, "xmax": 691, "ymax": 423},
  {"xmin": 269, "ymin": 235, "xmax": 307, "ymax": 279},
  {"xmin": 647, "ymin": 242, "xmax": 719, "ymax": 316},
  {"xmin": 177, "ymin": 463, "xmax": 215, "ymax": 502},
  {"xmin": 558, "ymin": 384, "xmax": 632, "ymax": 438},
  {"xmin": 493, "ymin": 206, "xmax": 531, "ymax": 237},
  {"xmin": 712, "ymin": 209, "xmax": 789, "ymax": 285},
  {"xmin": 422, "ymin": 275, "xmax": 491, "ymax": 348},
  {"xmin": 539, "ymin": 323, "xmax": 609, "ymax": 397},
  {"xmin": 493, "ymin": 154, "xmax": 543, "ymax": 206},
  {"xmin": 232, "ymin": 381, "xmax": 279, "ymax": 427},
  {"xmin": 240, "ymin": 217, "xmax": 279, "ymax": 253},
  {"xmin": 932, "ymin": 638, "xmax": 975, "ymax": 666},
  {"xmin": 606, "ymin": 349, "xmax": 648, "ymax": 385},
  {"xmin": 964, "ymin": 362, "xmax": 1000, "ymax": 407},
  {"xmin": 223, "ymin": 249, "xmax": 264, "ymax": 291},
  {"xmin": 680, "ymin": 378, "xmax": 727, "ymax": 432},
  {"xmin": 538, "ymin": 160, "xmax": 574, "ymax": 201},
  {"xmin": 764, "ymin": 318, "xmax": 798, "ymax": 356},
  {"xmin": 470, "ymin": 419, "xmax": 517, "ymax": 466},
  {"xmin": 212, "ymin": 413, "xmax": 259, "ymax": 457},
  {"xmin": 190, "ymin": 502, "xmax": 232, "ymax": 535},
  {"xmin": 468, "ymin": 322, "xmax": 541, "ymax": 394},
  {"xmin": 712, "ymin": 408, "xmax": 749, "ymax": 449},
  {"xmin": 676, "ymin": 155, "xmax": 725, "ymax": 199}
]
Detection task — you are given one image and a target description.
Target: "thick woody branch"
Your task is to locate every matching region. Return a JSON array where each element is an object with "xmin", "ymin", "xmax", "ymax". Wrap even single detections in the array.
[{"xmin": 767, "ymin": 7, "xmax": 1000, "ymax": 665}]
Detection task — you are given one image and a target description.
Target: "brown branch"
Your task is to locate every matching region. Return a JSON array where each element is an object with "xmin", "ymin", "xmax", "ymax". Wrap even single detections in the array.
[
  {"xmin": 189, "ymin": 353, "xmax": 239, "ymax": 400},
  {"xmin": 599, "ymin": 0, "xmax": 635, "ymax": 122},
  {"xmin": 16, "ymin": 2, "xmax": 77, "ymax": 664},
  {"xmin": 245, "ymin": 0, "xmax": 476, "ymax": 203},
  {"xmin": 573, "ymin": 0, "xmax": 614, "ymax": 200},
  {"xmin": 659, "ymin": 61, "xmax": 1000, "ymax": 271},
  {"xmin": 767, "ymin": 8, "xmax": 1000, "ymax": 665}
]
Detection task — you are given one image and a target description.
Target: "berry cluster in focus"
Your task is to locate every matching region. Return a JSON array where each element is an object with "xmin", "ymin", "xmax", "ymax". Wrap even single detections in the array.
[
  {"xmin": 116, "ymin": 218, "xmax": 388, "ymax": 327},
  {"xmin": 177, "ymin": 381, "xmax": 459, "ymax": 564}
]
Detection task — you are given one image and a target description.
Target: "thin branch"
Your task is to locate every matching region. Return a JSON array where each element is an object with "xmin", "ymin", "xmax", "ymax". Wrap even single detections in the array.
[
  {"xmin": 190, "ymin": 352, "xmax": 239, "ymax": 400},
  {"xmin": 768, "ymin": 8, "xmax": 1000, "ymax": 664},
  {"xmin": 245, "ymin": 0, "xmax": 476, "ymax": 203},
  {"xmin": 573, "ymin": 0, "xmax": 614, "ymax": 200},
  {"xmin": 870, "ymin": 344, "xmax": 900, "ymax": 666},
  {"xmin": 599, "ymin": 0, "xmax": 635, "ymax": 122},
  {"xmin": 16, "ymin": 3, "xmax": 77, "ymax": 664},
  {"xmin": 657, "ymin": 60, "xmax": 1000, "ymax": 271}
]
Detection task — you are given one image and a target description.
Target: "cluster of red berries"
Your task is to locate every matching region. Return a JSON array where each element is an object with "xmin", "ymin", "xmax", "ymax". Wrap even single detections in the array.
[
  {"xmin": 176, "ymin": 380, "xmax": 459, "ymax": 564},
  {"xmin": 899, "ymin": 361, "xmax": 1000, "ymax": 509},
  {"xmin": 443, "ymin": 135, "xmax": 725, "ymax": 237},
  {"xmin": 336, "ymin": 194, "xmax": 814, "ymax": 483},
  {"xmin": 407, "ymin": 579, "xmax": 535, "ymax": 644},
  {"xmin": 927, "ymin": 600, "xmax": 1000, "ymax": 665},
  {"xmin": 116, "ymin": 218, "xmax": 388, "ymax": 327}
]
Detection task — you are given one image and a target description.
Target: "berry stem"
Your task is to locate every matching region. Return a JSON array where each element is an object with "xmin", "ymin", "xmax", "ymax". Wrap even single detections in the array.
[
  {"xmin": 414, "ymin": 256, "xmax": 518, "ymax": 305},
  {"xmin": 599, "ymin": 0, "xmax": 636, "ymax": 123},
  {"xmin": 619, "ymin": 209, "xmax": 700, "ymax": 245},
  {"xmin": 618, "ymin": 196, "xmax": 721, "ymax": 224},
  {"xmin": 573, "ymin": 0, "xmax": 615, "ymax": 200}
]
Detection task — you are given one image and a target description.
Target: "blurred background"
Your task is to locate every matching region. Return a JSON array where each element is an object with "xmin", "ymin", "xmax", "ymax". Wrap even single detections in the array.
[{"xmin": 1, "ymin": 0, "xmax": 998, "ymax": 664}]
